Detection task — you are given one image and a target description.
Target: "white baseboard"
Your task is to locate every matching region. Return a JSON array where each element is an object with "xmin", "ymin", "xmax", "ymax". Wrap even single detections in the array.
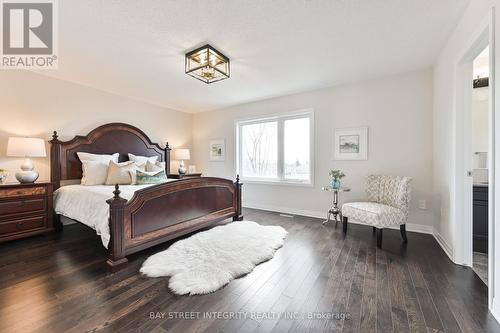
[
  {"xmin": 492, "ymin": 297, "xmax": 500, "ymax": 324},
  {"xmin": 243, "ymin": 203, "xmax": 434, "ymax": 235},
  {"xmin": 432, "ymin": 229, "xmax": 454, "ymax": 262}
]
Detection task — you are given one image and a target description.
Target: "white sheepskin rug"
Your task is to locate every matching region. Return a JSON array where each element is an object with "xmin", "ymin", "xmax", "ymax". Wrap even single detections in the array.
[{"xmin": 140, "ymin": 221, "xmax": 287, "ymax": 295}]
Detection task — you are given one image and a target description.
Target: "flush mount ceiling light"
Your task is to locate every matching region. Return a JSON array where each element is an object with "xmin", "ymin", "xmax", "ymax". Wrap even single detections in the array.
[{"xmin": 185, "ymin": 44, "xmax": 230, "ymax": 84}]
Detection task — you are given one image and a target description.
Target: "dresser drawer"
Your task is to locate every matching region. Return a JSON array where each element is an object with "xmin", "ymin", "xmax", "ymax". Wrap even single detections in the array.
[
  {"xmin": 0, "ymin": 198, "xmax": 46, "ymax": 216},
  {"xmin": 0, "ymin": 186, "xmax": 46, "ymax": 198},
  {"xmin": 0, "ymin": 215, "xmax": 46, "ymax": 236}
]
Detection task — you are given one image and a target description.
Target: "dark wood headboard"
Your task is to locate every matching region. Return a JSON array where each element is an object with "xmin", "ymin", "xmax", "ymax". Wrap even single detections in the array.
[{"xmin": 50, "ymin": 123, "xmax": 171, "ymax": 189}]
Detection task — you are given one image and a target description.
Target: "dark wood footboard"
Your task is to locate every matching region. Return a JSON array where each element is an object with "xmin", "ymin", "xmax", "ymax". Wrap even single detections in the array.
[{"xmin": 106, "ymin": 176, "xmax": 243, "ymax": 270}]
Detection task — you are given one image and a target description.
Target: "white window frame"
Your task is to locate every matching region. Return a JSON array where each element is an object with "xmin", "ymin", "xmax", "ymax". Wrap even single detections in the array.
[{"xmin": 235, "ymin": 109, "xmax": 314, "ymax": 187}]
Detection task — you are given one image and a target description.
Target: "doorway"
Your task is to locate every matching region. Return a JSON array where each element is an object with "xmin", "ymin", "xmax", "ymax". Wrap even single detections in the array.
[
  {"xmin": 453, "ymin": 8, "xmax": 497, "ymax": 319},
  {"xmin": 471, "ymin": 46, "xmax": 490, "ymax": 286}
]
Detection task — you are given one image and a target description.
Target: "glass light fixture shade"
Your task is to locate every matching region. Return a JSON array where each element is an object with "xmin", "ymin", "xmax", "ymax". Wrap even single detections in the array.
[{"xmin": 185, "ymin": 44, "xmax": 230, "ymax": 84}]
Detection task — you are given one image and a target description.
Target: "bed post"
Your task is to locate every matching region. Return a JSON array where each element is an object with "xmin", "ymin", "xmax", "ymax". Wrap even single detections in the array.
[
  {"xmin": 233, "ymin": 175, "xmax": 243, "ymax": 221},
  {"xmin": 50, "ymin": 131, "xmax": 63, "ymax": 231},
  {"xmin": 106, "ymin": 185, "xmax": 128, "ymax": 271},
  {"xmin": 165, "ymin": 142, "xmax": 171, "ymax": 175},
  {"xmin": 50, "ymin": 131, "xmax": 61, "ymax": 190}
]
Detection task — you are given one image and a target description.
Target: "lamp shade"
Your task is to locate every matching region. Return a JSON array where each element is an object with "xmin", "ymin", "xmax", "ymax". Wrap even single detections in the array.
[
  {"xmin": 173, "ymin": 148, "xmax": 190, "ymax": 161},
  {"xmin": 7, "ymin": 137, "xmax": 46, "ymax": 157}
]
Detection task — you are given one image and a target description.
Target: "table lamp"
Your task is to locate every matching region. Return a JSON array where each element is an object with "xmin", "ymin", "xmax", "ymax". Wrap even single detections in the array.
[
  {"xmin": 173, "ymin": 148, "xmax": 190, "ymax": 174},
  {"xmin": 6, "ymin": 137, "xmax": 46, "ymax": 183}
]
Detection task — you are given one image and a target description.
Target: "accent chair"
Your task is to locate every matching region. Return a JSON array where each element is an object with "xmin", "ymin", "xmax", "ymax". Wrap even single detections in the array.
[{"xmin": 341, "ymin": 174, "xmax": 412, "ymax": 248}]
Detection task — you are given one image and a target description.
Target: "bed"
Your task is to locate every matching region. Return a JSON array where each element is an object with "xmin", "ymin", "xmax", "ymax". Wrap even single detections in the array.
[{"xmin": 50, "ymin": 123, "xmax": 242, "ymax": 270}]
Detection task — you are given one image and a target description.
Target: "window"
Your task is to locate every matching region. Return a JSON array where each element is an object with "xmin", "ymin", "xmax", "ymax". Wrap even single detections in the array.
[{"xmin": 236, "ymin": 110, "xmax": 313, "ymax": 185}]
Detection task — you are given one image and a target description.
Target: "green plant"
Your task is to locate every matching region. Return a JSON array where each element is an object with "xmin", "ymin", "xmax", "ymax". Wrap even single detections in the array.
[
  {"xmin": 329, "ymin": 169, "xmax": 345, "ymax": 180},
  {"xmin": 0, "ymin": 168, "xmax": 7, "ymax": 173}
]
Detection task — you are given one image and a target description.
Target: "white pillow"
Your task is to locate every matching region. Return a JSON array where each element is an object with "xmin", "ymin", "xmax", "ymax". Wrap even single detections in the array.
[
  {"xmin": 145, "ymin": 160, "xmax": 165, "ymax": 172},
  {"xmin": 128, "ymin": 153, "xmax": 158, "ymax": 165},
  {"xmin": 136, "ymin": 163, "xmax": 147, "ymax": 171},
  {"xmin": 77, "ymin": 152, "xmax": 119, "ymax": 163},
  {"xmin": 77, "ymin": 152, "xmax": 119, "ymax": 185},
  {"xmin": 81, "ymin": 161, "xmax": 109, "ymax": 185}
]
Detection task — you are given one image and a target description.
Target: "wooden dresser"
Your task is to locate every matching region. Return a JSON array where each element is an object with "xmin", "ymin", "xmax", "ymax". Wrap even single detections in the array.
[{"xmin": 0, "ymin": 182, "xmax": 54, "ymax": 242}]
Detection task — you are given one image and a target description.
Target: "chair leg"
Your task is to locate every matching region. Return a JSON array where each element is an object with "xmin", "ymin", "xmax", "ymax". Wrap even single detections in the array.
[
  {"xmin": 342, "ymin": 216, "xmax": 348, "ymax": 233},
  {"xmin": 376, "ymin": 228, "xmax": 383, "ymax": 248},
  {"xmin": 400, "ymin": 224, "xmax": 408, "ymax": 243}
]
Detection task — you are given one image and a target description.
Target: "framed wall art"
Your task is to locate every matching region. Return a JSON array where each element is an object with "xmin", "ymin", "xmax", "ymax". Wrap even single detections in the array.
[
  {"xmin": 209, "ymin": 139, "xmax": 226, "ymax": 161},
  {"xmin": 333, "ymin": 127, "xmax": 368, "ymax": 160}
]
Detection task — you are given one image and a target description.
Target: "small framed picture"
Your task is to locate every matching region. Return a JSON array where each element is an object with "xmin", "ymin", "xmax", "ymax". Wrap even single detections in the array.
[
  {"xmin": 209, "ymin": 139, "xmax": 225, "ymax": 161},
  {"xmin": 333, "ymin": 127, "xmax": 368, "ymax": 160}
]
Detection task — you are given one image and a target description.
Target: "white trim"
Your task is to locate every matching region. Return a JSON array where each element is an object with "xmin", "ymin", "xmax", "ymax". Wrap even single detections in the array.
[
  {"xmin": 239, "ymin": 179, "xmax": 314, "ymax": 188},
  {"xmin": 432, "ymin": 229, "xmax": 455, "ymax": 262},
  {"xmin": 458, "ymin": 60, "xmax": 475, "ymax": 267},
  {"xmin": 243, "ymin": 204, "xmax": 458, "ymax": 266},
  {"xmin": 450, "ymin": 8, "xmax": 497, "ymax": 313},
  {"xmin": 235, "ymin": 109, "xmax": 315, "ymax": 124},
  {"xmin": 492, "ymin": 297, "xmax": 500, "ymax": 323},
  {"xmin": 243, "ymin": 203, "xmax": 434, "ymax": 234},
  {"xmin": 490, "ymin": 6, "xmax": 497, "ymax": 315},
  {"xmin": 452, "ymin": 8, "xmax": 492, "ymax": 266}
]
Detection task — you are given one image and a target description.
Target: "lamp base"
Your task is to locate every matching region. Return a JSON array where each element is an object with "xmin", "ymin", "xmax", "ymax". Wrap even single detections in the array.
[
  {"xmin": 15, "ymin": 170, "xmax": 39, "ymax": 183},
  {"xmin": 178, "ymin": 160, "xmax": 187, "ymax": 175}
]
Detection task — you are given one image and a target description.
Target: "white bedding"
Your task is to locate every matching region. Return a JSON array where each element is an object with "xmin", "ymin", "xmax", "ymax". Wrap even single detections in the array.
[{"xmin": 53, "ymin": 181, "xmax": 175, "ymax": 248}]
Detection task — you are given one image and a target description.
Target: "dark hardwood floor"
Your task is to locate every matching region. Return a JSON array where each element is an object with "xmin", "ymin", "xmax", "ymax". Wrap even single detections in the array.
[{"xmin": 0, "ymin": 208, "xmax": 498, "ymax": 333}]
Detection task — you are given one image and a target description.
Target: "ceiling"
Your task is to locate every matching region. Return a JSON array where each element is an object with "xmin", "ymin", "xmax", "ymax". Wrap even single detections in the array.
[{"xmin": 40, "ymin": 0, "xmax": 470, "ymax": 113}]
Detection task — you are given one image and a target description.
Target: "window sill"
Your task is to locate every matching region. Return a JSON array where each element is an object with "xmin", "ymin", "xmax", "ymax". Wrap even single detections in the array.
[{"xmin": 239, "ymin": 178, "xmax": 314, "ymax": 188}]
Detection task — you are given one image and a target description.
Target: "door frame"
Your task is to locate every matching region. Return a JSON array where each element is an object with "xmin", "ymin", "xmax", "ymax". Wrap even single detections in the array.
[{"xmin": 454, "ymin": 8, "xmax": 495, "ymax": 310}]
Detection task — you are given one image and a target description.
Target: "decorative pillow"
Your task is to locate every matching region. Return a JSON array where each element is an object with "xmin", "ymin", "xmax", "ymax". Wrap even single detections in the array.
[
  {"xmin": 137, "ymin": 163, "xmax": 146, "ymax": 171},
  {"xmin": 105, "ymin": 161, "xmax": 139, "ymax": 185},
  {"xmin": 135, "ymin": 170, "xmax": 167, "ymax": 185},
  {"xmin": 77, "ymin": 152, "xmax": 119, "ymax": 163},
  {"xmin": 81, "ymin": 161, "xmax": 109, "ymax": 185},
  {"xmin": 145, "ymin": 160, "xmax": 165, "ymax": 172},
  {"xmin": 128, "ymin": 153, "xmax": 158, "ymax": 165},
  {"xmin": 129, "ymin": 163, "xmax": 147, "ymax": 184}
]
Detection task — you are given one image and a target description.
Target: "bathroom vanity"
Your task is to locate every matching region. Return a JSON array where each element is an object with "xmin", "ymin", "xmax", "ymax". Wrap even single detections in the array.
[{"xmin": 473, "ymin": 184, "xmax": 488, "ymax": 254}]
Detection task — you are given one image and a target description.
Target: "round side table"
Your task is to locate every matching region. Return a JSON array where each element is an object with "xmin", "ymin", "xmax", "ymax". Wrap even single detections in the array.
[{"xmin": 321, "ymin": 185, "xmax": 351, "ymax": 225}]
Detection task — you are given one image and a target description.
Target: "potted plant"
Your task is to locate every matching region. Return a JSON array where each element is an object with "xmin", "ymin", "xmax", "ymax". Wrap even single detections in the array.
[
  {"xmin": 329, "ymin": 169, "xmax": 345, "ymax": 189},
  {"xmin": 0, "ymin": 168, "xmax": 9, "ymax": 185}
]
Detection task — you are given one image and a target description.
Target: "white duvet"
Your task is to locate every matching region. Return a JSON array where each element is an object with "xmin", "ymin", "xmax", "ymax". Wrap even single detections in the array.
[{"xmin": 53, "ymin": 182, "xmax": 174, "ymax": 248}]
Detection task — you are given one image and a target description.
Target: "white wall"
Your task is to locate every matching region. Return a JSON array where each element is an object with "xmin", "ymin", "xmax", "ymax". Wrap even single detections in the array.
[
  {"xmin": 192, "ymin": 69, "xmax": 435, "ymax": 231},
  {"xmin": 472, "ymin": 87, "xmax": 489, "ymax": 175},
  {"xmin": 472, "ymin": 87, "xmax": 490, "ymax": 156},
  {"xmin": 0, "ymin": 71, "xmax": 193, "ymax": 183}
]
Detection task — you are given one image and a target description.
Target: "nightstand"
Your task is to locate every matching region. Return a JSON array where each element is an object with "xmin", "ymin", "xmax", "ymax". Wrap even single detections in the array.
[
  {"xmin": 0, "ymin": 182, "xmax": 54, "ymax": 242},
  {"xmin": 167, "ymin": 173, "xmax": 202, "ymax": 179}
]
